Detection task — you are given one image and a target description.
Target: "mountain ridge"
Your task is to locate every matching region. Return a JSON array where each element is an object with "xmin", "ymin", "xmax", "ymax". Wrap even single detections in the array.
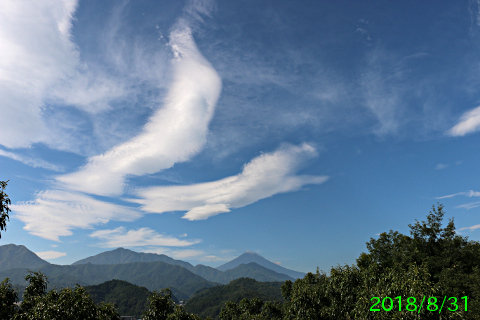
[
  {"xmin": 217, "ymin": 251, "xmax": 305, "ymax": 279},
  {"xmin": 72, "ymin": 247, "xmax": 194, "ymax": 270},
  {"xmin": 0, "ymin": 244, "xmax": 304, "ymax": 294},
  {"xmin": 0, "ymin": 244, "xmax": 51, "ymax": 272}
]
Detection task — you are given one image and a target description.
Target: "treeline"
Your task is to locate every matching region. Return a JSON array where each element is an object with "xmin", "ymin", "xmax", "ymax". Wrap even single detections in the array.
[{"xmin": 2, "ymin": 204, "xmax": 480, "ymax": 319}]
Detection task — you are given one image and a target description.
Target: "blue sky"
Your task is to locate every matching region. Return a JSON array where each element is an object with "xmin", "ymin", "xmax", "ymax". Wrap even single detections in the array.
[{"xmin": 2, "ymin": 0, "xmax": 480, "ymax": 273}]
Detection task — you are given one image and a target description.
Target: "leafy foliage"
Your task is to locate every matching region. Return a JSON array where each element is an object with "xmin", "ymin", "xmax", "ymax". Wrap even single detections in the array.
[
  {"xmin": 219, "ymin": 298, "xmax": 283, "ymax": 320},
  {"xmin": 0, "ymin": 277, "xmax": 18, "ymax": 319},
  {"xmin": 1, "ymin": 271, "xmax": 121, "ymax": 320},
  {"xmin": 143, "ymin": 288, "xmax": 203, "ymax": 320},
  {"xmin": 0, "ymin": 180, "xmax": 11, "ymax": 239}
]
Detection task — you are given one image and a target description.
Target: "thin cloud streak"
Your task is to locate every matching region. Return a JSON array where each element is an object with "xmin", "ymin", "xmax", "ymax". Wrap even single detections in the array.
[
  {"xmin": 436, "ymin": 190, "xmax": 480, "ymax": 199},
  {"xmin": 456, "ymin": 201, "xmax": 480, "ymax": 210},
  {"xmin": 12, "ymin": 190, "xmax": 142, "ymax": 241},
  {"xmin": 56, "ymin": 24, "xmax": 222, "ymax": 197},
  {"xmin": 90, "ymin": 227, "xmax": 200, "ymax": 248},
  {"xmin": 131, "ymin": 143, "xmax": 328, "ymax": 220},
  {"xmin": 458, "ymin": 224, "xmax": 480, "ymax": 232},
  {"xmin": 0, "ymin": 149, "xmax": 64, "ymax": 172}
]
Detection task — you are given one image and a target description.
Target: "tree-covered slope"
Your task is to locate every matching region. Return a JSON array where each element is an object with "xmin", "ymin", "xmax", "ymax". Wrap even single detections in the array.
[
  {"xmin": 0, "ymin": 261, "xmax": 217, "ymax": 300},
  {"xmin": 185, "ymin": 277, "xmax": 284, "ymax": 319},
  {"xmin": 0, "ymin": 244, "xmax": 50, "ymax": 272},
  {"xmin": 84, "ymin": 279, "xmax": 166, "ymax": 318}
]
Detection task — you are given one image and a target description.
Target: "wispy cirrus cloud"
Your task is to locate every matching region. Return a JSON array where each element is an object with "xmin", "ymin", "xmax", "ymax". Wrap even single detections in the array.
[
  {"xmin": 90, "ymin": 227, "xmax": 199, "ymax": 248},
  {"xmin": 448, "ymin": 105, "xmax": 480, "ymax": 136},
  {"xmin": 436, "ymin": 190, "xmax": 480, "ymax": 210},
  {"xmin": 0, "ymin": 0, "xmax": 132, "ymax": 151},
  {"xmin": 360, "ymin": 48, "xmax": 405, "ymax": 136},
  {"xmin": 456, "ymin": 202, "xmax": 480, "ymax": 210},
  {"xmin": 131, "ymin": 143, "xmax": 328, "ymax": 221},
  {"xmin": 0, "ymin": 0, "xmax": 78, "ymax": 148},
  {"xmin": 12, "ymin": 190, "xmax": 142, "ymax": 241},
  {"xmin": 0, "ymin": 149, "xmax": 64, "ymax": 172},
  {"xmin": 436, "ymin": 190, "xmax": 480, "ymax": 199},
  {"xmin": 56, "ymin": 22, "xmax": 222, "ymax": 197}
]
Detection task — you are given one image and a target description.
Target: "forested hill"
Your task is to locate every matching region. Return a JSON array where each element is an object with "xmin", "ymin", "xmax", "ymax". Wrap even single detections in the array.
[
  {"xmin": 0, "ymin": 244, "xmax": 50, "ymax": 272},
  {"xmin": 84, "ymin": 279, "xmax": 165, "ymax": 318},
  {"xmin": 185, "ymin": 277, "xmax": 284, "ymax": 319}
]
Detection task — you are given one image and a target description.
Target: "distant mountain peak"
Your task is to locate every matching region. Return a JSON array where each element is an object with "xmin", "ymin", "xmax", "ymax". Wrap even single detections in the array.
[
  {"xmin": 217, "ymin": 251, "xmax": 305, "ymax": 279},
  {"xmin": 71, "ymin": 247, "xmax": 194, "ymax": 270},
  {"xmin": 0, "ymin": 243, "xmax": 50, "ymax": 272}
]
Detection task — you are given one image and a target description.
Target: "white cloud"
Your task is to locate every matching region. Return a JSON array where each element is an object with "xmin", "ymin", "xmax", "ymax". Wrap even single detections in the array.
[
  {"xmin": 448, "ymin": 106, "xmax": 480, "ymax": 136},
  {"xmin": 131, "ymin": 143, "xmax": 328, "ymax": 220},
  {"xmin": 0, "ymin": 1, "xmax": 149, "ymax": 153},
  {"xmin": 0, "ymin": 0, "xmax": 78, "ymax": 148},
  {"xmin": 56, "ymin": 24, "xmax": 222, "ymax": 197},
  {"xmin": 35, "ymin": 250, "xmax": 67, "ymax": 260},
  {"xmin": 90, "ymin": 227, "xmax": 199, "ymax": 248},
  {"xmin": 0, "ymin": 149, "xmax": 64, "ymax": 172},
  {"xmin": 12, "ymin": 190, "xmax": 141, "ymax": 241},
  {"xmin": 458, "ymin": 224, "xmax": 480, "ymax": 232}
]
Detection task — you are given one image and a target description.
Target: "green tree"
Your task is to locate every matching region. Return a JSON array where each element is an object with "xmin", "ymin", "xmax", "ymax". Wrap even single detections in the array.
[
  {"xmin": 0, "ymin": 180, "xmax": 11, "ymax": 239},
  {"xmin": 143, "ymin": 288, "xmax": 204, "ymax": 320},
  {"xmin": 0, "ymin": 278, "xmax": 18, "ymax": 319},
  {"xmin": 219, "ymin": 297, "xmax": 283, "ymax": 320}
]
